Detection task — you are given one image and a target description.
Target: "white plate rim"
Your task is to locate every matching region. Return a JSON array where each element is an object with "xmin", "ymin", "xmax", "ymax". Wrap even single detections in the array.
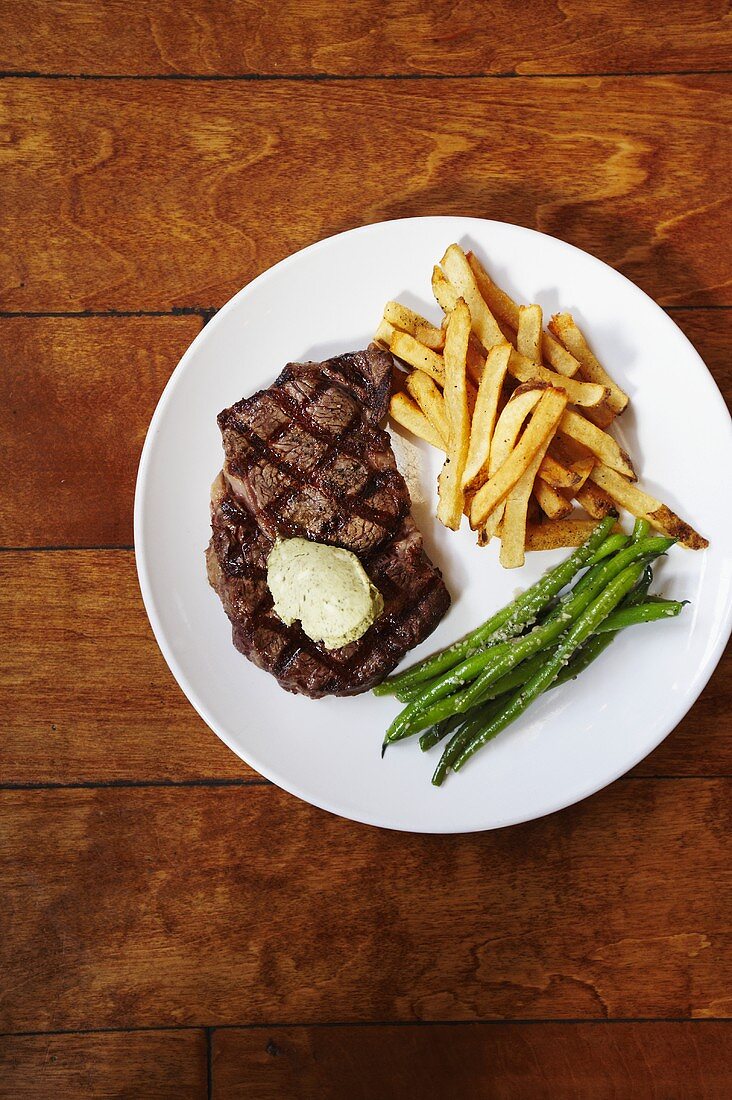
[{"xmin": 134, "ymin": 215, "xmax": 732, "ymax": 833}]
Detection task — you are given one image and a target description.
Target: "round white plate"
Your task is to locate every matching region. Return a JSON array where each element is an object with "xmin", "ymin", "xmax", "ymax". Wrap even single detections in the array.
[{"xmin": 135, "ymin": 216, "xmax": 732, "ymax": 833}]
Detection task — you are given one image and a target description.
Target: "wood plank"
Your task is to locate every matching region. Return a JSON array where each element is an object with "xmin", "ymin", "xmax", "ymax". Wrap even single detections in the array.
[
  {"xmin": 1, "ymin": 782, "xmax": 729, "ymax": 1031},
  {"xmin": 0, "ymin": 551, "xmax": 254, "ymax": 783},
  {"xmin": 1, "ymin": 549, "xmax": 728, "ymax": 784},
  {"xmin": 1, "ymin": 2, "xmax": 730, "ymax": 77},
  {"xmin": 212, "ymin": 1022, "xmax": 732, "ymax": 1100},
  {"xmin": 0, "ymin": 1030, "xmax": 206, "ymax": 1099},
  {"xmin": 0, "ymin": 316, "xmax": 201, "ymax": 548},
  {"xmin": 1, "ymin": 312, "xmax": 728, "ymax": 550},
  {"xmin": 0, "ymin": 77, "xmax": 729, "ymax": 312}
]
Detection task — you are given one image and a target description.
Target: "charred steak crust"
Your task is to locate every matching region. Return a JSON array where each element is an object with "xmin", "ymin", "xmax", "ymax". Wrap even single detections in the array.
[{"xmin": 207, "ymin": 347, "xmax": 450, "ymax": 697}]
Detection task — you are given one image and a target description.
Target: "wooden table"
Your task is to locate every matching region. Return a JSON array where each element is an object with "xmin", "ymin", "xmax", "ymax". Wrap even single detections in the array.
[{"xmin": 1, "ymin": 4, "xmax": 731, "ymax": 1096}]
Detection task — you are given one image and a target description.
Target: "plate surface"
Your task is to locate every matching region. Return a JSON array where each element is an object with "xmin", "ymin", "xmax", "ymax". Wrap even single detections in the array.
[{"xmin": 135, "ymin": 216, "xmax": 732, "ymax": 833}]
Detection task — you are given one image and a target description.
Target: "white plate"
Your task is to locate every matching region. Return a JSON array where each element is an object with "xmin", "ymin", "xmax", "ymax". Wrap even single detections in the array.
[{"xmin": 135, "ymin": 217, "xmax": 732, "ymax": 833}]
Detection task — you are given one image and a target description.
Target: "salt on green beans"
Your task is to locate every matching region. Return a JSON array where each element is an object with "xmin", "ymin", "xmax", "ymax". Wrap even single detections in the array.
[
  {"xmin": 431, "ymin": 562, "xmax": 652, "ymax": 783},
  {"xmin": 631, "ymin": 517, "xmax": 651, "ymax": 542},
  {"xmin": 550, "ymin": 564, "xmax": 654, "ymax": 688},
  {"xmin": 586, "ymin": 533, "xmax": 629, "ymax": 565},
  {"xmin": 440, "ymin": 562, "xmax": 647, "ymax": 781},
  {"xmin": 382, "ymin": 533, "xmax": 691, "ymax": 786},
  {"xmin": 458, "ymin": 566, "xmax": 657, "ymax": 710},
  {"xmin": 595, "ymin": 599, "xmax": 686, "ymax": 632},
  {"xmin": 372, "ymin": 517, "xmax": 616, "ymax": 697},
  {"xmin": 383, "ymin": 535, "xmax": 673, "ymax": 745}
]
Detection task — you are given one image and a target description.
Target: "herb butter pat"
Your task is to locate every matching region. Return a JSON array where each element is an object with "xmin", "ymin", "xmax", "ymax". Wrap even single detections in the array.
[{"xmin": 267, "ymin": 538, "xmax": 384, "ymax": 650}]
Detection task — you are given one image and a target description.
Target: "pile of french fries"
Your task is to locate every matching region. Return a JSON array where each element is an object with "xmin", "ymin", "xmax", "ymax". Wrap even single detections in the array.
[{"xmin": 379, "ymin": 243, "xmax": 708, "ymax": 569}]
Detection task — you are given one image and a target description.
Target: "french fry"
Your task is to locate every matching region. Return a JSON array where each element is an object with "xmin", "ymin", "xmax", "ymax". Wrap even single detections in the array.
[
  {"xmin": 389, "ymin": 330, "xmax": 445, "ymax": 386},
  {"xmin": 549, "ymin": 433, "xmax": 591, "ymax": 463},
  {"xmin": 432, "ymin": 265, "xmax": 459, "ymax": 313},
  {"xmin": 549, "ymin": 312, "xmax": 629, "ymax": 414},
  {"xmin": 465, "ymin": 336, "xmax": 487, "ymax": 385},
  {"xmin": 384, "ymin": 301, "xmax": 445, "ymax": 350},
  {"xmin": 501, "ymin": 434, "xmax": 556, "ymax": 568},
  {"xmin": 537, "ymin": 453, "xmax": 582, "ymax": 491},
  {"xmin": 589, "ymin": 464, "xmax": 708, "ymax": 549},
  {"xmin": 440, "ymin": 245, "xmax": 505, "ymax": 350},
  {"xmin": 465, "ymin": 250, "xmax": 520, "ymax": 328},
  {"xmin": 534, "ymin": 478, "xmax": 574, "ymax": 520},
  {"xmin": 583, "ymin": 401, "xmax": 618, "ymax": 429},
  {"xmin": 477, "ymin": 384, "xmax": 546, "ymax": 542},
  {"xmin": 374, "ymin": 318, "xmax": 395, "ymax": 348},
  {"xmin": 470, "ymin": 388, "xmax": 568, "ymax": 529},
  {"xmin": 558, "ymin": 408, "xmax": 636, "ymax": 479},
  {"xmin": 389, "ymin": 393, "xmax": 446, "ymax": 450},
  {"xmin": 437, "ymin": 299, "xmax": 472, "ymax": 530},
  {"xmin": 527, "ymin": 493, "xmax": 542, "ymax": 524},
  {"xmin": 517, "ymin": 304, "xmax": 543, "ymax": 364},
  {"xmin": 431, "ymin": 269, "xmax": 491, "ymax": 385},
  {"xmin": 575, "ymin": 480, "xmax": 618, "ymax": 519},
  {"xmin": 508, "ymin": 349, "xmax": 608, "ymax": 408},
  {"xmin": 390, "ymin": 241, "xmax": 709, "ymax": 565},
  {"xmin": 466, "ymin": 251, "xmax": 581, "ymax": 377},
  {"xmin": 462, "ymin": 341, "xmax": 512, "ymax": 489},
  {"xmin": 570, "ymin": 455, "xmax": 596, "ymax": 491},
  {"xmin": 406, "ymin": 370, "xmax": 449, "ymax": 446},
  {"xmin": 525, "ymin": 518, "xmax": 621, "ymax": 551}
]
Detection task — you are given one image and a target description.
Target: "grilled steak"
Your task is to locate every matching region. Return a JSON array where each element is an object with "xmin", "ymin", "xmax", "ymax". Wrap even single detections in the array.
[{"xmin": 206, "ymin": 346, "xmax": 450, "ymax": 697}]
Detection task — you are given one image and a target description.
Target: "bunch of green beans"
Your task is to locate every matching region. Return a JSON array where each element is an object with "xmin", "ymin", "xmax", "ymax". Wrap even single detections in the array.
[
  {"xmin": 373, "ymin": 516, "xmax": 618, "ymax": 698},
  {"xmin": 383, "ymin": 534, "xmax": 674, "ymax": 746},
  {"xmin": 377, "ymin": 518, "xmax": 688, "ymax": 783},
  {"xmin": 419, "ymin": 561, "xmax": 659, "ymax": 754}
]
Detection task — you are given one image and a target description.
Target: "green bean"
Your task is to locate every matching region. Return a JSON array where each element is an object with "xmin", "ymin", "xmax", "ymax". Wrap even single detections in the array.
[
  {"xmin": 586, "ymin": 533, "xmax": 629, "ymax": 565},
  {"xmin": 465, "ymin": 567, "xmax": 655, "ymax": 707},
  {"xmin": 477, "ymin": 650, "xmax": 549, "ymax": 701},
  {"xmin": 372, "ymin": 516, "xmax": 616, "ymax": 697},
  {"xmin": 594, "ymin": 600, "xmax": 686, "ymax": 632},
  {"xmin": 432, "ymin": 566, "xmax": 657, "ymax": 781},
  {"xmin": 395, "ymin": 683, "xmax": 428, "ymax": 704},
  {"xmin": 551, "ymin": 567, "xmax": 654, "ymax": 687},
  {"xmin": 432, "ymin": 697, "xmax": 510, "ymax": 776},
  {"xmin": 632, "ymin": 517, "xmax": 650, "ymax": 542},
  {"xmin": 419, "ymin": 713, "xmax": 464, "ymax": 752},
  {"xmin": 443, "ymin": 562, "xmax": 647, "ymax": 779},
  {"xmin": 420, "ymin": 695, "xmax": 508, "ymax": 752},
  {"xmin": 426, "ymin": 565, "xmax": 661, "ymax": 765},
  {"xmin": 381, "ymin": 638, "xmax": 515, "ymax": 748},
  {"xmin": 387, "ymin": 536, "xmax": 673, "ymax": 744}
]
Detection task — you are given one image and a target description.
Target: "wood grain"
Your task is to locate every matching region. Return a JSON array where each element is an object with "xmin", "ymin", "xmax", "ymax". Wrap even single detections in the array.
[
  {"xmin": 1, "ymin": 781, "xmax": 729, "ymax": 1032},
  {"xmin": 0, "ymin": 551, "xmax": 254, "ymax": 783},
  {"xmin": 0, "ymin": 316, "xmax": 201, "ymax": 547},
  {"xmin": 0, "ymin": 1030, "xmax": 206, "ymax": 1100},
  {"xmin": 1, "ymin": 312, "xmax": 728, "ymax": 549},
  {"xmin": 0, "ymin": 550, "xmax": 729, "ymax": 784},
  {"xmin": 1, "ymin": 1, "xmax": 730, "ymax": 77},
  {"xmin": 212, "ymin": 1022, "xmax": 732, "ymax": 1100},
  {"xmin": 1, "ymin": 78, "xmax": 729, "ymax": 312}
]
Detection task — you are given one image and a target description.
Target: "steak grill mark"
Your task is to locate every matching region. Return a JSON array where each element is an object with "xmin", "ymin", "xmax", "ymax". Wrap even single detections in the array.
[{"xmin": 207, "ymin": 348, "xmax": 451, "ymax": 697}]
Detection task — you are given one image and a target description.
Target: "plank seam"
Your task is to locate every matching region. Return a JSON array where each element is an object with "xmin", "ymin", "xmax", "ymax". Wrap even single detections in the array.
[
  {"xmin": 1, "ymin": 1019, "xmax": 730, "ymax": 1040},
  {"xmin": 0, "ymin": 69, "xmax": 731, "ymax": 81},
  {"xmin": 1, "ymin": 776, "xmax": 729, "ymax": 792},
  {"xmin": 206, "ymin": 1027, "xmax": 213, "ymax": 1100},
  {"xmin": 0, "ymin": 545, "xmax": 136, "ymax": 552},
  {"xmin": 0, "ymin": 309, "xmax": 212, "ymax": 319},
  {"xmin": 0, "ymin": 778, "xmax": 272, "ymax": 790},
  {"xmin": 0, "ymin": 308, "xmax": 728, "ymax": 322}
]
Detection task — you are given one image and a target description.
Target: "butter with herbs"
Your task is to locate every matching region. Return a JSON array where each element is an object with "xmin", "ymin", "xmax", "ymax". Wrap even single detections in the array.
[{"xmin": 267, "ymin": 537, "xmax": 383, "ymax": 650}]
